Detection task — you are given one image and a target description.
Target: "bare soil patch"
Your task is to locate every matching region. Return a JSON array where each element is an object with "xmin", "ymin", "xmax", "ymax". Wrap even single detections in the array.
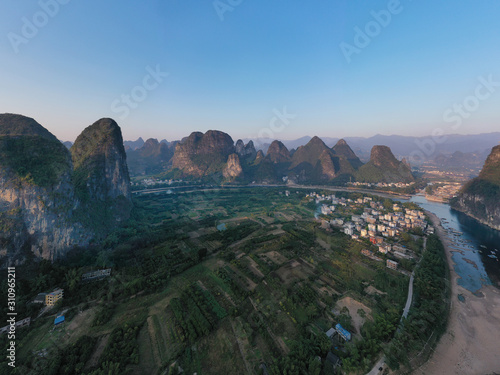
[
  {"xmin": 264, "ymin": 251, "xmax": 288, "ymax": 265},
  {"xmin": 275, "ymin": 261, "xmax": 309, "ymax": 286},
  {"xmin": 365, "ymin": 285, "xmax": 386, "ymax": 296},
  {"xmin": 67, "ymin": 307, "xmax": 96, "ymax": 337},
  {"xmin": 317, "ymin": 238, "xmax": 331, "ymax": 251},
  {"xmin": 334, "ymin": 297, "xmax": 372, "ymax": 335}
]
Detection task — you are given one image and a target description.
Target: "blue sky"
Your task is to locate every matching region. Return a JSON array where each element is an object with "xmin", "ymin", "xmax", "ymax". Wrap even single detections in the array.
[{"xmin": 1, "ymin": 0, "xmax": 499, "ymax": 142}]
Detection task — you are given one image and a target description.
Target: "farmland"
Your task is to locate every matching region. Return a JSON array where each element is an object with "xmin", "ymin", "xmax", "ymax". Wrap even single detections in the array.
[{"xmin": 5, "ymin": 187, "xmax": 424, "ymax": 374}]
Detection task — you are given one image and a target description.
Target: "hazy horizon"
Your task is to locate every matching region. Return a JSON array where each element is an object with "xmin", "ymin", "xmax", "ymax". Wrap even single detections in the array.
[{"xmin": 4, "ymin": 111, "xmax": 500, "ymax": 145}]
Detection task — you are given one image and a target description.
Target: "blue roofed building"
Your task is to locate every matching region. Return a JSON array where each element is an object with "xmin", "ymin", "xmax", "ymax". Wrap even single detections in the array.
[
  {"xmin": 335, "ymin": 323, "xmax": 351, "ymax": 341},
  {"xmin": 54, "ymin": 315, "xmax": 65, "ymax": 325}
]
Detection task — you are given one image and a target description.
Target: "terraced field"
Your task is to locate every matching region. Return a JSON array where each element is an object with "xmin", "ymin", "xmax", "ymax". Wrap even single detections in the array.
[{"xmin": 12, "ymin": 188, "xmax": 416, "ymax": 374}]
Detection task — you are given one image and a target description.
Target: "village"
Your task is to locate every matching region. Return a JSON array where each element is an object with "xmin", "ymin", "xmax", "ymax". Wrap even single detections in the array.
[
  {"xmin": 307, "ymin": 191, "xmax": 429, "ymax": 273},
  {"xmin": 131, "ymin": 178, "xmax": 185, "ymax": 187},
  {"xmin": 424, "ymin": 181, "xmax": 463, "ymax": 202},
  {"xmin": 346, "ymin": 181, "xmax": 415, "ymax": 189}
]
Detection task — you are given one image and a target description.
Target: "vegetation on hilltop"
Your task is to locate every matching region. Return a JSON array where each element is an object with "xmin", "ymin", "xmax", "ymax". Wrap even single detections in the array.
[
  {"xmin": 0, "ymin": 136, "xmax": 71, "ymax": 187},
  {"xmin": 0, "ymin": 113, "xmax": 58, "ymax": 141},
  {"xmin": 476, "ymin": 145, "xmax": 500, "ymax": 186},
  {"xmin": 356, "ymin": 162, "xmax": 414, "ymax": 184},
  {"xmin": 70, "ymin": 118, "xmax": 132, "ymax": 233}
]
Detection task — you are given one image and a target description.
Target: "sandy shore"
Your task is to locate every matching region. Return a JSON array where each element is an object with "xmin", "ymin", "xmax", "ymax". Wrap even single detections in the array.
[{"xmin": 414, "ymin": 212, "xmax": 500, "ymax": 375}]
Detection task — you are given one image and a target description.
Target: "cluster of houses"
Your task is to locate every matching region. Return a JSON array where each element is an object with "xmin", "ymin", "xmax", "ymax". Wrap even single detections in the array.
[
  {"xmin": 132, "ymin": 178, "xmax": 184, "ymax": 187},
  {"xmin": 425, "ymin": 182, "xmax": 462, "ymax": 201},
  {"xmin": 347, "ymin": 181, "xmax": 415, "ymax": 189},
  {"xmin": 308, "ymin": 192, "xmax": 428, "ymax": 269}
]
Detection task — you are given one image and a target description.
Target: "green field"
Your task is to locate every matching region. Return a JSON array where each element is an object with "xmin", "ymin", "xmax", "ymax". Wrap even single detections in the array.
[{"xmin": 3, "ymin": 187, "xmax": 435, "ymax": 375}]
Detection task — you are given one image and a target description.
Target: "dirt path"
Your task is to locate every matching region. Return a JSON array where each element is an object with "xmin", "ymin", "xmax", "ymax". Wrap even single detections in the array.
[
  {"xmin": 230, "ymin": 319, "xmax": 253, "ymax": 375},
  {"xmin": 86, "ymin": 334, "xmax": 109, "ymax": 370},
  {"xmin": 147, "ymin": 316, "xmax": 163, "ymax": 368},
  {"xmin": 247, "ymin": 257, "xmax": 265, "ymax": 278},
  {"xmin": 414, "ymin": 212, "xmax": 500, "ymax": 374}
]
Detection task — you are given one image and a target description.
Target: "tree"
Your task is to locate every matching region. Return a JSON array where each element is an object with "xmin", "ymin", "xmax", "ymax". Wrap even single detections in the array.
[
  {"xmin": 65, "ymin": 269, "xmax": 80, "ymax": 292},
  {"xmin": 383, "ymin": 198, "xmax": 393, "ymax": 211},
  {"xmin": 308, "ymin": 358, "xmax": 322, "ymax": 375},
  {"xmin": 198, "ymin": 247, "xmax": 208, "ymax": 261},
  {"xmin": 340, "ymin": 306, "xmax": 350, "ymax": 315}
]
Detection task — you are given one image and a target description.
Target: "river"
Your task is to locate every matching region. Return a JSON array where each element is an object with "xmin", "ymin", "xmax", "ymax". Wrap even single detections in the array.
[{"xmin": 405, "ymin": 195, "xmax": 500, "ymax": 292}]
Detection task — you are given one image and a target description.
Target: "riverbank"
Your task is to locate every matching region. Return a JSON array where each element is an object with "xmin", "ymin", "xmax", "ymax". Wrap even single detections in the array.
[
  {"xmin": 414, "ymin": 211, "xmax": 500, "ymax": 374},
  {"xmin": 424, "ymin": 194, "xmax": 448, "ymax": 203}
]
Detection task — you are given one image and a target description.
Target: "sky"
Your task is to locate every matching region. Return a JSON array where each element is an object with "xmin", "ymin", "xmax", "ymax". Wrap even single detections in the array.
[{"xmin": 0, "ymin": 0, "xmax": 500, "ymax": 143}]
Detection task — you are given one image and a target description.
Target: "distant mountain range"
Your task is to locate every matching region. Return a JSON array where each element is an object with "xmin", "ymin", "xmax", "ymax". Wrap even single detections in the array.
[
  {"xmin": 59, "ymin": 130, "xmax": 500, "ymax": 185},
  {"xmin": 429, "ymin": 150, "xmax": 490, "ymax": 173},
  {"xmin": 115, "ymin": 132, "xmax": 499, "ymax": 180},
  {"xmin": 160, "ymin": 130, "xmax": 414, "ymax": 185},
  {"xmin": 126, "ymin": 138, "xmax": 177, "ymax": 176},
  {"xmin": 113, "ymin": 132, "xmax": 500, "ymax": 168},
  {"xmin": 244, "ymin": 133, "xmax": 500, "ymax": 163}
]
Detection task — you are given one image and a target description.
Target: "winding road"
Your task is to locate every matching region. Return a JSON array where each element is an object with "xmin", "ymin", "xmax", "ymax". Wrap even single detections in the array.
[{"xmin": 366, "ymin": 238, "xmax": 426, "ymax": 375}]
